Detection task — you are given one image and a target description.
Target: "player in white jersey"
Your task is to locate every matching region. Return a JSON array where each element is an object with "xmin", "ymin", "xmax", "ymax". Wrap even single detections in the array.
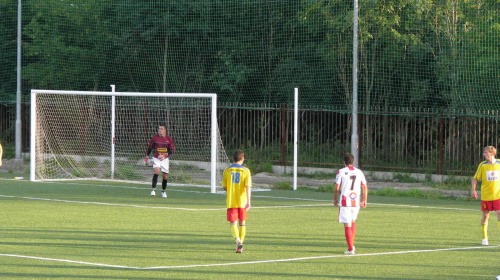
[{"xmin": 333, "ymin": 153, "xmax": 368, "ymax": 255}]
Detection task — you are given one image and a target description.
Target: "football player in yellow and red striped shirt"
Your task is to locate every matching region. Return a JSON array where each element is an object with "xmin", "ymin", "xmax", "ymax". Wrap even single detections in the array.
[
  {"xmin": 222, "ymin": 150, "xmax": 252, "ymax": 253},
  {"xmin": 334, "ymin": 153, "xmax": 368, "ymax": 255},
  {"xmin": 471, "ymin": 146, "xmax": 500, "ymax": 246}
]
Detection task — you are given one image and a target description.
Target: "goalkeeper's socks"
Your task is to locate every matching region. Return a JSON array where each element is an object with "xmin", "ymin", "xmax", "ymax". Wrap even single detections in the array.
[
  {"xmin": 481, "ymin": 222, "xmax": 488, "ymax": 240},
  {"xmin": 162, "ymin": 179, "xmax": 168, "ymax": 190},
  {"xmin": 239, "ymin": 225, "xmax": 246, "ymax": 243},
  {"xmin": 152, "ymin": 174, "xmax": 159, "ymax": 188}
]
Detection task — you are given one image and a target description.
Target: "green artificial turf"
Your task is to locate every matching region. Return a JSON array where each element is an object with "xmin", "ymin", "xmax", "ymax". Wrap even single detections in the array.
[{"xmin": 0, "ymin": 178, "xmax": 498, "ymax": 279}]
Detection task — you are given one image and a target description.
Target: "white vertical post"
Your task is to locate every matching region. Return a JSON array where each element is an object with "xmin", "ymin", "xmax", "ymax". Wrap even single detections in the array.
[
  {"xmin": 30, "ymin": 91, "xmax": 36, "ymax": 181},
  {"xmin": 351, "ymin": 0, "xmax": 359, "ymax": 167},
  {"xmin": 110, "ymin": 85, "xmax": 116, "ymax": 179},
  {"xmin": 293, "ymin": 88, "xmax": 299, "ymax": 191},
  {"xmin": 211, "ymin": 94, "xmax": 217, "ymax": 193}
]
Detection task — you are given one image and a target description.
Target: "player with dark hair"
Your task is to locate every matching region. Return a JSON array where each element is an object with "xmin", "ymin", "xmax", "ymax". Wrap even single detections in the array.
[
  {"xmin": 471, "ymin": 145, "xmax": 500, "ymax": 246},
  {"xmin": 145, "ymin": 125, "xmax": 175, "ymax": 198},
  {"xmin": 222, "ymin": 150, "xmax": 252, "ymax": 253},
  {"xmin": 333, "ymin": 153, "xmax": 368, "ymax": 255}
]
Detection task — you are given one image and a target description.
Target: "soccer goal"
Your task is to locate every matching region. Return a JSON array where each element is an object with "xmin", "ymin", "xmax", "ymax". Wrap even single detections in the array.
[{"xmin": 30, "ymin": 89, "xmax": 229, "ymax": 193}]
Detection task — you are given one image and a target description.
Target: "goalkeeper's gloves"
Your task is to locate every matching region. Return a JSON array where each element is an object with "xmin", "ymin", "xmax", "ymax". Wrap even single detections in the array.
[{"xmin": 144, "ymin": 157, "xmax": 149, "ymax": 165}]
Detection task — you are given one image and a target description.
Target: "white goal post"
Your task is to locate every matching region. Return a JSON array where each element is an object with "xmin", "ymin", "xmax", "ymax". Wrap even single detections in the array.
[{"xmin": 30, "ymin": 89, "xmax": 229, "ymax": 193}]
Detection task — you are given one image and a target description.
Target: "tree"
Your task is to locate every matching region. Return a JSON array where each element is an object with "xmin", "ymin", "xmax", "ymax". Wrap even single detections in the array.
[
  {"xmin": 0, "ymin": 0, "xmax": 20, "ymax": 101},
  {"xmin": 23, "ymin": 0, "xmax": 113, "ymax": 91}
]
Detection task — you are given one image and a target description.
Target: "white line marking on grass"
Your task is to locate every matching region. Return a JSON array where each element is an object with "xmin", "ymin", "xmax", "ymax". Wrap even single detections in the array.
[
  {"xmin": 0, "ymin": 254, "xmax": 142, "ymax": 270},
  {"xmin": 54, "ymin": 181, "xmax": 481, "ymax": 212},
  {"xmin": 1, "ymin": 180, "xmax": 479, "ymax": 212},
  {"xmin": 368, "ymin": 202, "xmax": 481, "ymax": 212},
  {"xmin": 146, "ymin": 245, "xmax": 500, "ymax": 269},
  {"xmin": 0, "ymin": 194, "xmax": 223, "ymax": 211},
  {"xmin": 252, "ymin": 204, "xmax": 332, "ymax": 209},
  {"xmin": 0, "ymin": 194, "xmax": 330, "ymax": 210},
  {"xmin": 2, "ymin": 245, "xmax": 498, "ymax": 270},
  {"xmin": 0, "ymin": 193, "xmax": 479, "ymax": 212}
]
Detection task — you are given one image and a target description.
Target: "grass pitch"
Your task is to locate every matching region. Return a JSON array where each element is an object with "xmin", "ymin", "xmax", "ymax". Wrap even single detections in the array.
[{"xmin": 0, "ymin": 176, "xmax": 499, "ymax": 279}]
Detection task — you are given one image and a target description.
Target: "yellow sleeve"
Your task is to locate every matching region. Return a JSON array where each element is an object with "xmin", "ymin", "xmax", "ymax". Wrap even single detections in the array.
[{"xmin": 473, "ymin": 162, "xmax": 484, "ymax": 181}]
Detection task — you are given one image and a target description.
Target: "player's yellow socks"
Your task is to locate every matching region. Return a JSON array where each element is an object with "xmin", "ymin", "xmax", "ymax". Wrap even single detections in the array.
[
  {"xmin": 231, "ymin": 224, "xmax": 239, "ymax": 240},
  {"xmin": 481, "ymin": 221, "xmax": 488, "ymax": 240},
  {"xmin": 239, "ymin": 225, "xmax": 246, "ymax": 243}
]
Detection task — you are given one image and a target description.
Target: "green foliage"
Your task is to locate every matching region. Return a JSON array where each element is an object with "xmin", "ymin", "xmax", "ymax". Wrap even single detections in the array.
[
  {"xmin": 80, "ymin": 157, "xmax": 100, "ymax": 168},
  {"xmin": 57, "ymin": 157, "xmax": 76, "ymax": 168},
  {"xmin": 1, "ymin": 0, "xmax": 500, "ymax": 180},
  {"xmin": 71, "ymin": 168, "xmax": 91, "ymax": 178},
  {"xmin": 271, "ymin": 180, "xmax": 292, "ymax": 190},
  {"xmin": 0, "ymin": 0, "xmax": 496, "ymax": 112},
  {"xmin": 392, "ymin": 173, "xmax": 422, "ymax": 183},
  {"xmin": 297, "ymin": 171, "xmax": 335, "ymax": 180},
  {"xmin": 431, "ymin": 176, "xmax": 471, "ymax": 191},
  {"xmin": 244, "ymin": 159, "xmax": 274, "ymax": 174},
  {"xmin": 0, "ymin": 143, "xmax": 15, "ymax": 159},
  {"xmin": 369, "ymin": 187, "xmax": 460, "ymax": 200},
  {"xmin": 299, "ymin": 143, "xmax": 340, "ymax": 167},
  {"xmin": 317, "ymin": 183, "xmax": 335, "ymax": 193},
  {"xmin": 38, "ymin": 163, "xmax": 57, "ymax": 177},
  {"xmin": 110, "ymin": 165, "xmax": 145, "ymax": 181},
  {"xmin": 169, "ymin": 171, "xmax": 193, "ymax": 183}
]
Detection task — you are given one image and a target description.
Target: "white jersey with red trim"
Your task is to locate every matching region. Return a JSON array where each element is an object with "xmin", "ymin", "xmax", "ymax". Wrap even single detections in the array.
[{"xmin": 334, "ymin": 166, "xmax": 367, "ymax": 207}]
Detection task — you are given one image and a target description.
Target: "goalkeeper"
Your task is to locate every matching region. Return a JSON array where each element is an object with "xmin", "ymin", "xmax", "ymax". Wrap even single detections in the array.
[{"xmin": 145, "ymin": 125, "xmax": 175, "ymax": 198}]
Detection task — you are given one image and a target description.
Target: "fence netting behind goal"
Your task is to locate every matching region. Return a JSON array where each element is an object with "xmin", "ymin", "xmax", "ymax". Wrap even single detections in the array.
[
  {"xmin": 1, "ymin": 1, "xmax": 498, "ymax": 118},
  {"xmin": 32, "ymin": 92, "xmax": 229, "ymax": 188}
]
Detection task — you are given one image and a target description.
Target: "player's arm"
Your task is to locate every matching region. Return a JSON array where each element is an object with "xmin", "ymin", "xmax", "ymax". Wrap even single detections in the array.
[
  {"xmin": 168, "ymin": 136, "xmax": 175, "ymax": 155},
  {"xmin": 471, "ymin": 178, "xmax": 478, "ymax": 199},
  {"xmin": 245, "ymin": 170, "xmax": 252, "ymax": 210},
  {"xmin": 360, "ymin": 183, "xmax": 368, "ymax": 208},
  {"xmin": 222, "ymin": 178, "xmax": 227, "ymax": 192},
  {"xmin": 222, "ymin": 169, "xmax": 228, "ymax": 191},
  {"xmin": 333, "ymin": 183, "xmax": 340, "ymax": 207},
  {"xmin": 245, "ymin": 185, "xmax": 251, "ymax": 210},
  {"xmin": 145, "ymin": 138, "xmax": 154, "ymax": 164}
]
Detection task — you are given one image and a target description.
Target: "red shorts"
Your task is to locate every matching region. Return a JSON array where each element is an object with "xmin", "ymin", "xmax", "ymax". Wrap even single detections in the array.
[
  {"xmin": 227, "ymin": 208, "xmax": 248, "ymax": 222},
  {"xmin": 481, "ymin": 199, "xmax": 500, "ymax": 211}
]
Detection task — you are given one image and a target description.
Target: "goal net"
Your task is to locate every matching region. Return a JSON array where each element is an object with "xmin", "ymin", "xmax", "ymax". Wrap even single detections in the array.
[{"xmin": 30, "ymin": 89, "xmax": 230, "ymax": 193}]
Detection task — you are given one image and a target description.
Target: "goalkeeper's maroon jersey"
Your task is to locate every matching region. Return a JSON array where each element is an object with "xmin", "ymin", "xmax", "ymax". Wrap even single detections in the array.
[{"xmin": 148, "ymin": 135, "xmax": 175, "ymax": 158}]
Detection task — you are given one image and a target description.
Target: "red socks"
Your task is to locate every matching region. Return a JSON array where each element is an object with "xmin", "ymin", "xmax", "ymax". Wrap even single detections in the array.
[{"xmin": 345, "ymin": 227, "xmax": 354, "ymax": 251}]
